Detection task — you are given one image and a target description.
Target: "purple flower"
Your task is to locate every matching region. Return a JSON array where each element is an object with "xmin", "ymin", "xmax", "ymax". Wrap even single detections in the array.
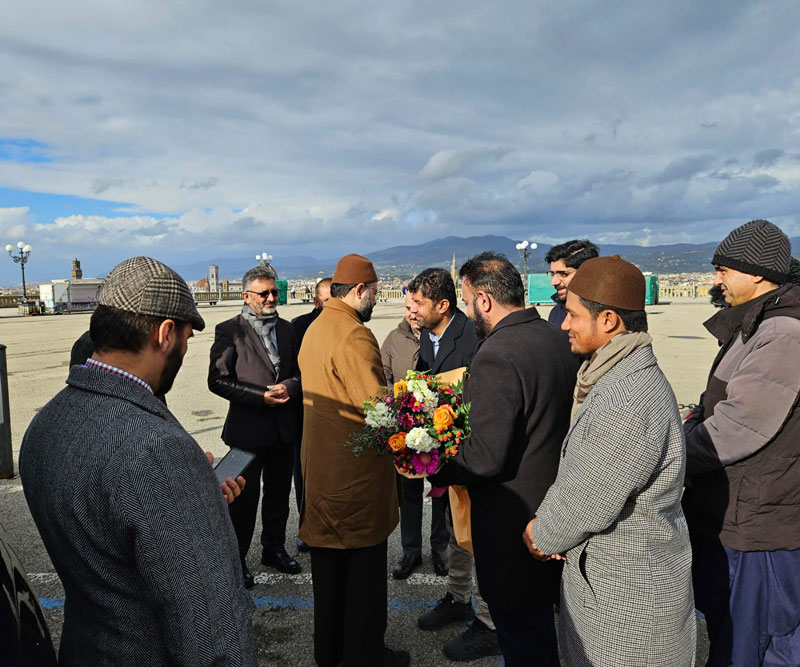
[
  {"xmin": 411, "ymin": 449, "xmax": 440, "ymax": 475},
  {"xmin": 398, "ymin": 413, "xmax": 415, "ymax": 429}
]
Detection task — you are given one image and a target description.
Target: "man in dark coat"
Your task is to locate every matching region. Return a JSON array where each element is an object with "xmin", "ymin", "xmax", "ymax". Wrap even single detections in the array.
[
  {"xmin": 408, "ymin": 268, "xmax": 499, "ymax": 661},
  {"xmin": 291, "ymin": 277, "xmax": 332, "ymax": 344},
  {"xmin": 544, "ymin": 239, "xmax": 598, "ymax": 326},
  {"xmin": 209, "ymin": 263, "xmax": 303, "ymax": 586},
  {"xmin": 21, "ymin": 256, "xmax": 255, "ymax": 667},
  {"xmin": 290, "ymin": 277, "xmax": 332, "ymax": 552},
  {"xmin": 430, "ymin": 252, "xmax": 578, "ymax": 667}
]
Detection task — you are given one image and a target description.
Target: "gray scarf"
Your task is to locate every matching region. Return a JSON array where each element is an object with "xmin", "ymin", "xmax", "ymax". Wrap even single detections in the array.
[
  {"xmin": 572, "ymin": 331, "xmax": 652, "ymax": 417},
  {"xmin": 241, "ymin": 304, "xmax": 281, "ymax": 375}
]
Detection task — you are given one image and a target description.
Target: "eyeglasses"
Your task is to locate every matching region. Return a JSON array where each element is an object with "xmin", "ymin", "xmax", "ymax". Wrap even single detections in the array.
[
  {"xmin": 547, "ymin": 270, "xmax": 575, "ymax": 279},
  {"xmin": 244, "ymin": 289, "xmax": 280, "ymax": 299}
]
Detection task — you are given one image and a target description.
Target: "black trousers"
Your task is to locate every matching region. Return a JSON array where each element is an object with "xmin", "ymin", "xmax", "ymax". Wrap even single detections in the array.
[
  {"xmin": 228, "ymin": 441, "xmax": 295, "ymax": 559},
  {"xmin": 489, "ymin": 603, "xmax": 559, "ymax": 667},
  {"xmin": 310, "ymin": 540, "xmax": 388, "ymax": 667},
  {"xmin": 399, "ymin": 476, "xmax": 449, "ymax": 557}
]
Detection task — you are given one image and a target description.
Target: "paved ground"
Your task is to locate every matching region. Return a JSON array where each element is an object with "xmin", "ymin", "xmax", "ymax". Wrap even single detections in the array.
[{"xmin": 0, "ymin": 299, "xmax": 713, "ymax": 665}]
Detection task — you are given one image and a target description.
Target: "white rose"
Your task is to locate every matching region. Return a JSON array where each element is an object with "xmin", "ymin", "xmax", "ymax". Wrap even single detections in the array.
[{"xmin": 405, "ymin": 427, "xmax": 438, "ymax": 453}]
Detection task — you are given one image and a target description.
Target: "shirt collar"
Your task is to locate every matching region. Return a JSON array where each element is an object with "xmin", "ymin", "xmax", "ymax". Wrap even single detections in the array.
[
  {"xmin": 84, "ymin": 358, "xmax": 154, "ymax": 394},
  {"xmin": 428, "ymin": 313, "xmax": 455, "ymax": 344}
]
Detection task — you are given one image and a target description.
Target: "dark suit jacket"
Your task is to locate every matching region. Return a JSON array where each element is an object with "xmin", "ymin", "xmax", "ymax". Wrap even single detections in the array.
[
  {"xmin": 417, "ymin": 309, "xmax": 477, "ymax": 374},
  {"xmin": 291, "ymin": 307, "xmax": 322, "ymax": 347},
  {"xmin": 431, "ymin": 308, "xmax": 578, "ymax": 610},
  {"xmin": 208, "ymin": 314, "xmax": 301, "ymax": 450}
]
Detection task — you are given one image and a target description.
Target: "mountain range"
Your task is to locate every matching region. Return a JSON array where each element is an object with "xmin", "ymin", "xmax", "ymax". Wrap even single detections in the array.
[{"xmin": 170, "ymin": 234, "xmax": 798, "ymax": 282}]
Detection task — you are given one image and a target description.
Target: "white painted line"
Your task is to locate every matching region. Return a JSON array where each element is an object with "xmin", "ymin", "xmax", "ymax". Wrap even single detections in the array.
[
  {"xmin": 27, "ymin": 573, "xmax": 61, "ymax": 584},
  {"xmin": 254, "ymin": 572, "xmax": 313, "ymax": 585},
  {"xmin": 402, "ymin": 573, "xmax": 448, "ymax": 586},
  {"xmin": 29, "ymin": 570, "xmax": 448, "ymax": 587}
]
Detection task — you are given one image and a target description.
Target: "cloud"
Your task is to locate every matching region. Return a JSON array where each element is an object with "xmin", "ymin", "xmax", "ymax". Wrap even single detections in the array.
[
  {"xmin": 1, "ymin": 0, "xmax": 800, "ymax": 282},
  {"xmin": 182, "ymin": 177, "xmax": 219, "ymax": 190},
  {"xmin": 753, "ymin": 148, "xmax": 785, "ymax": 167},
  {"xmin": 650, "ymin": 155, "xmax": 715, "ymax": 185},
  {"xmin": 419, "ymin": 147, "xmax": 514, "ymax": 181}
]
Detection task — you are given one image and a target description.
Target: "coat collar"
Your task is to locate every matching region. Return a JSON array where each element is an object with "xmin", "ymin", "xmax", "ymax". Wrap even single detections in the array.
[
  {"xmin": 237, "ymin": 313, "xmax": 278, "ymax": 375},
  {"xmin": 67, "ymin": 365, "xmax": 176, "ymax": 423},
  {"xmin": 324, "ymin": 297, "xmax": 363, "ymax": 324},
  {"xmin": 396, "ymin": 317, "xmax": 419, "ymax": 341},
  {"xmin": 422, "ymin": 310, "xmax": 469, "ymax": 373},
  {"xmin": 484, "ymin": 306, "xmax": 541, "ymax": 339},
  {"xmin": 563, "ymin": 345, "xmax": 657, "ymax": 447},
  {"xmin": 704, "ymin": 284, "xmax": 799, "ymax": 346}
]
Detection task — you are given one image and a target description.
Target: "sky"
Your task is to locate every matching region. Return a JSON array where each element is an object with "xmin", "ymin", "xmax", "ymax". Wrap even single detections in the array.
[{"xmin": 1, "ymin": 0, "xmax": 799, "ymax": 283}]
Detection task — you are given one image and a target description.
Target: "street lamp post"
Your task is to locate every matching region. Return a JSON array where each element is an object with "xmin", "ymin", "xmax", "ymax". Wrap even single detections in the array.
[
  {"xmin": 515, "ymin": 240, "xmax": 538, "ymax": 301},
  {"xmin": 256, "ymin": 252, "xmax": 273, "ymax": 265},
  {"xmin": 5, "ymin": 241, "xmax": 33, "ymax": 300},
  {"xmin": 515, "ymin": 240, "xmax": 538, "ymax": 278}
]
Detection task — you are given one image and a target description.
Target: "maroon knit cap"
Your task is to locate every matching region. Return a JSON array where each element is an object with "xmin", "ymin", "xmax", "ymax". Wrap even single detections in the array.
[
  {"xmin": 332, "ymin": 254, "xmax": 378, "ymax": 284},
  {"xmin": 567, "ymin": 255, "xmax": 645, "ymax": 311}
]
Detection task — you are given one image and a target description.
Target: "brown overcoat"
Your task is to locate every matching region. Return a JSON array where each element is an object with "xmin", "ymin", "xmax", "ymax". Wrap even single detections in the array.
[{"xmin": 297, "ymin": 298, "xmax": 399, "ymax": 549}]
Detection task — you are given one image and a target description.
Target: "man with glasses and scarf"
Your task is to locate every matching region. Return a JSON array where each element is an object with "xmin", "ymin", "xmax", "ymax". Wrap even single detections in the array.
[{"xmin": 209, "ymin": 264, "xmax": 303, "ymax": 588}]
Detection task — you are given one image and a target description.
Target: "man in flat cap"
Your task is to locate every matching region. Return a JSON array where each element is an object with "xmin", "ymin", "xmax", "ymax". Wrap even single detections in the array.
[
  {"xmin": 524, "ymin": 255, "xmax": 695, "ymax": 667},
  {"xmin": 683, "ymin": 219, "xmax": 800, "ymax": 666},
  {"xmin": 20, "ymin": 257, "xmax": 256, "ymax": 667},
  {"xmin": 298, "ymin": 254, "xmax": 409, "ymax": 667}
]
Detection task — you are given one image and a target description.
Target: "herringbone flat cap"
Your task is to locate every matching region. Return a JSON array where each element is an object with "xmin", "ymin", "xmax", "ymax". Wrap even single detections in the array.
[
  {"xmin": 98, "ymin": 256, "xmax": 205, "ymax": 330},
  {"xmin": 713, "ymin": 219, "xmax": 790, "ymax": 284}
]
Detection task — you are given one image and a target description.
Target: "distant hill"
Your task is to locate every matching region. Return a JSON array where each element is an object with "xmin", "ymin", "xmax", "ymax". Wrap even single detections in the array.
[{"xmin": 170, "ymin": 235, "xmax": 799, "ymax": 282}]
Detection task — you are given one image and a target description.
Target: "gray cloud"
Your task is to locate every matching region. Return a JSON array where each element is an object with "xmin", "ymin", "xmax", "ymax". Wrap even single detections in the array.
[
  {"xmin": 651, "ymin": 155, "xmax": 716, "ymax": 185},
  {"xmin": 1, "ymin": 0, "xmax": 800, "ymax": 282},
  {"xmin": 753, "ymin": 148, "xmax": 785, "ymax": 166},
  {"xmin": 182, "ymin": 177, "xmax": 219, "ymax": 190}
]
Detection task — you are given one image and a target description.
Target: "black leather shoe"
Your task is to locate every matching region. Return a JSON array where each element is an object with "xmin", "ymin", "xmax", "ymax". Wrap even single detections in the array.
[
  {"xmin": 392, "ymin": 553, "xmax": 422, "ymax": 580},
  {"xmin": 242, "ymin": 563, "xmax": 255, "ymax": 589},
  {"xmin": 261, "ymin": 548, "xmax": 302, "ymax": 574},
  {"xmin": 417, "ymin": 592, "xmax": 474, "ymax": 631},
  {"xmin": 443, "ymin": 618, "xmax": 501, "ymax": 661},
  {"xmin": 382, "ymin": 647, "xmax": 411, "ymax": 667},
  {"xmin": 296, "ymin": 537, "xmax": 310, "ymax": 553},
  {"xmin": 432, "ymin": 550, "xmax": 449, "ymax": 576}
]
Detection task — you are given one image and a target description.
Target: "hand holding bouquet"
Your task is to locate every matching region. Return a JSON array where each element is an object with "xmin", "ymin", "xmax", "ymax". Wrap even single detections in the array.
[{"xmin": 346, "ymin": 369, "xmax": 470, "ymax": 477}]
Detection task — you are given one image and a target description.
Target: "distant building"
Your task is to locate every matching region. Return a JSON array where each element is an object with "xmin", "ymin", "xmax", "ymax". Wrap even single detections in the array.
[
  {"xmin": 71, "ymin": 258, "xmax": 83, "ymax": 280},
  {"xmin": 209, "ymin": 264, "xmax": 219, "ymax": 293}
]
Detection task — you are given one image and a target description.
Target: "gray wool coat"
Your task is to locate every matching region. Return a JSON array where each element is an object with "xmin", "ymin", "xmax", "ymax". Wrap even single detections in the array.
[
  {"xmin": 19, "ymin": 366, "xmax": 257, "ymax": 667},
  {"xmin": 531, "ymin": 345, "xmax": 696, "ymax": 667}
]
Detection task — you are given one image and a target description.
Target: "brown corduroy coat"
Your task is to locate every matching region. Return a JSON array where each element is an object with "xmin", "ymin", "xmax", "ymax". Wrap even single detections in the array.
[{"xmin": 297, "ymin": 298, "xmax": 399, "ymax": 549}]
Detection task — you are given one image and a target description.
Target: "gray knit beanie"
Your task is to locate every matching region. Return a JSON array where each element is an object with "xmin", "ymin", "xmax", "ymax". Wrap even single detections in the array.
[{"xmin": 713, "ymin": 219, "xmax": 791, "ymax": 284}]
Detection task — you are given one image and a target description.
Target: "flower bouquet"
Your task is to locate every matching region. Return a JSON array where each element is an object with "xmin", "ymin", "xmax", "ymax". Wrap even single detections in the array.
[{"xmin": 345, "ymin": 369, "xmax": 470, "ymax": 477}]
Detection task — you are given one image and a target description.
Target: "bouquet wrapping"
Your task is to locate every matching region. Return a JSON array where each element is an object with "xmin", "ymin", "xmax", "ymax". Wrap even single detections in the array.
[{"xmin": 346, "ymin": 368, "xmax": 470, "ymax": 477}]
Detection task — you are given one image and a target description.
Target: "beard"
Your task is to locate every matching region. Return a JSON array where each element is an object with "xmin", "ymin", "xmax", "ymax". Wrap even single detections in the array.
[
  {"xmin": 472, "ymin": 300, "xmax": 491, "ymax": 339},
  {"xmin": 357, "ymin": 293, "xmax": 375, "ymax": 322},
  {"xmin": 252, "ymin": 302, "xmax": 276, "ymax": 316},
  {"xmin": 156, "ymin": 345, "xmax": 184, "ymax": 396}
]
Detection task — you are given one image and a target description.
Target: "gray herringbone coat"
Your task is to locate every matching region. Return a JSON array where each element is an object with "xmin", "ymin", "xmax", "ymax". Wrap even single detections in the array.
[
  {"xmin": 531, "ymin": 345, "xmax": 695, "ymax": 667},
  {"xmin": 20, "ymin": 366, "xmax": 257, "ymax": 667}
]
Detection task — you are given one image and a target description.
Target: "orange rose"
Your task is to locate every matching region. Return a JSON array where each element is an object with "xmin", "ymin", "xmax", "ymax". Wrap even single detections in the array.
[
  {"xmin": 433, "ymin": 405, "xmax": 457, "ymax": 430},
  {"xmin": 393, "ymin": 380, "xmax": 408, "ymax": 398},
  {"xmin": 388, "ymin": 432, "xmax": 407, "ymax": 452}
]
